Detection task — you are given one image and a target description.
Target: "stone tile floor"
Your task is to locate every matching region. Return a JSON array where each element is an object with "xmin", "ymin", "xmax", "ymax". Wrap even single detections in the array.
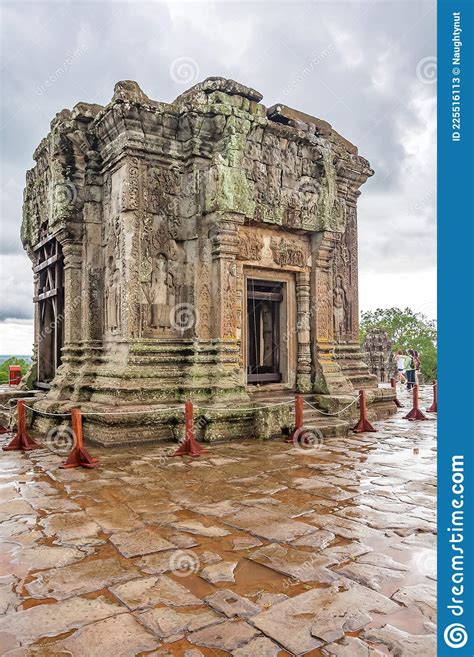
[{"xmin": 0, "ymin": 385, "xmax": 436, "ymax": 656}]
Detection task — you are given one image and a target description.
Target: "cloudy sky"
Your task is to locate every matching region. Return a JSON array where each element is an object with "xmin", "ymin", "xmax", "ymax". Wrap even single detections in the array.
[{"xmin": 0, "ymin": 0, "xmax": 436, "ymax": 356}]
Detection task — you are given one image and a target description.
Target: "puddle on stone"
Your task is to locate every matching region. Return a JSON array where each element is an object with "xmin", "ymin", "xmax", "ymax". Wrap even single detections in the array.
[{"xmin": 0, "ymin": 398, "xmax": 436, "ymax": 653}]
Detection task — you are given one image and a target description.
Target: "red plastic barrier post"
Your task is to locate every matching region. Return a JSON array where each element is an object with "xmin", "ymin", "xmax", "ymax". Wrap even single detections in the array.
[
  {"xmin": 172, "ymin": 401, "xmax": 208, "ymax": 458},
  {"xmin": 2, "ymin": 400, "xmax": 41, "ymax": 451},
  {"xmin": 390, "ymin": 377, "xmax": 403, "ymax": 408},
  {"xmin": 426, "ymin": 381, "xmax": 437, "ymax": 413},
  {"xmin": 404, "ymin": 385, "xmax": 429, "ymax": 421},
  {"xmin": 60, "ymin": 408, "xmax": 98, "ymax": 468},
  {"xmin": 285, "ymin": 394, "xmax": 304, "ymax": 443},
  {"xmin": 352, "ymin": 390, "xmax": 377, "ymax": 433},
  {"xmin": 8, "ymin": 366, "xmax": 21, "ymax": 386}
]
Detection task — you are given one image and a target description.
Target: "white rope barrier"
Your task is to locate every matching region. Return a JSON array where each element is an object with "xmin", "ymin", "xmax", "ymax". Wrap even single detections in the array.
[
  {"xmin": 303, "ymin": 396, "xmax": 359, "ymax": 417},
  {"xmin": 3, "ymin": 400, "xmax": 294, "ymax": 420},
  {"xmin": 194, "ymin": 400, "xmax": 294, "ymax": 413},
  {"xmin": 2, "ymin": 385, "xmax": 436, "ymax": 424},
  {"xmin": 23, "ymin": 405, "xmax": 71, "ymax": 418},
  {"xmin": 81, "ymin": 405, "xmax": 184, "ymax": 417}
]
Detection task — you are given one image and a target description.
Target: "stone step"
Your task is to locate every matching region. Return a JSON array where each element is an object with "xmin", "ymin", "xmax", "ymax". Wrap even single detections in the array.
[{"xmin": 297, "ymin": 416, "xmax": 349, "ymax": 438}]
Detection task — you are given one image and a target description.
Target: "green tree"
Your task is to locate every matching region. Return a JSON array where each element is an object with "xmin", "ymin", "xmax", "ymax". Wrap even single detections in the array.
[
  {"xmin": 0, "ymin": 357, "xmax": 30, "ymax": 383},
  {"xmin": 359, "ymin": 307, "xmax": 437, "ymax": 381}
]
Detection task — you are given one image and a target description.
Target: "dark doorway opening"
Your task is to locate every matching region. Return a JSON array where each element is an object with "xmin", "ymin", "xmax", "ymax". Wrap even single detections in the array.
[
  {"xmin": 33, "ymin": 234, "xmax": 64, "ymax": 388},
  {"xmin": 247, "ymin": 279, "xmax": 283, "ymax": 384}
]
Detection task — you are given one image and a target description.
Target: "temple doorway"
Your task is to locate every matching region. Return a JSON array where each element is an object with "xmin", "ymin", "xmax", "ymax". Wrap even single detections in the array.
[
  {"xmin": 246, "ymin": 279, "xmax": 283, "ymax": 384},
  {"xmin": 33, "ymin": 234, "xmax": 64, "ymax": 388}
]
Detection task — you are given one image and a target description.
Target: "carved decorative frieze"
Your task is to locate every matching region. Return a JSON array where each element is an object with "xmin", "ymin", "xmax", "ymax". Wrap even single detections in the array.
[
  {"xmin": 237, "ymin": 232, "xmax": 263, "ymax": 261},
  {"xmin": 270, "ymin": 237, "xmax": 307, "ymax": 269},
  {"xmin": 316, "ymin": 270, "xmax": 333, "ymax": 341},
  {"xmin": 121, "ymin": 157, "xmax": 140, "ymax": 211}
]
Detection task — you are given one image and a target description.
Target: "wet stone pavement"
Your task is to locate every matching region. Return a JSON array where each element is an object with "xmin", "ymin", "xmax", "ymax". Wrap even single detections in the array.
[{"xmin": 0, "ymin": 385, "xmax": 437, "ymax": 656}]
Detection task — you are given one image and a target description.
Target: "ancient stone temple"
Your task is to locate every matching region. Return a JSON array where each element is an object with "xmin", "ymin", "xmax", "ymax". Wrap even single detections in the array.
[
  {"xmin": 21, "ymin": 77, "xmax": 395, "ymax": 444},
  {"xmin": 363, "ymin": 328, "xmax": 396, "ymax": 383}
]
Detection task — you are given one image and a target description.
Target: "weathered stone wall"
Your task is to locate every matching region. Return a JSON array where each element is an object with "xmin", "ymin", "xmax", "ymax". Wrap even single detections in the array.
[{"xmin": 20, "ymin": 76, "xmax": 386, "ymax": 443}]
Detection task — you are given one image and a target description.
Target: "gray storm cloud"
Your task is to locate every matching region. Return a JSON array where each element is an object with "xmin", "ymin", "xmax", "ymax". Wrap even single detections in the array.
[{"xmin": 0, "ymin": 0, "xmax": 436, "ymax": 327}]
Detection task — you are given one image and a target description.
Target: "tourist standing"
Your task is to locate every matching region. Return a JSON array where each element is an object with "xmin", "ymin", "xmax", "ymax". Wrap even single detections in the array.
[
  {"xmin": 413, "ymin": 350, "xmax": 421, "ymax": 383},
  {"xmin": 405, "ymin": 349, "xmax": 416, "ymax": 390},
  {"xmin": 396, "ymin": 350, "xmax": 407, "ymax": 384}
]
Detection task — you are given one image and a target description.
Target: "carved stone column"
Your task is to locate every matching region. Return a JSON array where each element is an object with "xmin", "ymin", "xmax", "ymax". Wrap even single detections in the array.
[
  {"xmin": 80, "ymin": 220, "xmax": 102, "ymax": 345},
  {"xmin": 209, "ymin": 215, "xmax": 242, "ymax": 340},
  {"xmin": 201, "ymin": 213, "xmax": 248, "ymax": 401},
  {"xmin": 296, "ymin": 271, "xmax": 312, "ymax": 392},
  {"xmin": 62, "ymin": 241, "xmax": 83, "ymax": 348},
  {"xmin": 120, "ymin": 156, "xmax": 142, "ymax": 339},
  {"xmin": 345, "ymin": 203, "xmax": 359, "ymax": 341},
  {"xmin": 311, "ymin": 231, "xmax": 338, "ymax": 344}
]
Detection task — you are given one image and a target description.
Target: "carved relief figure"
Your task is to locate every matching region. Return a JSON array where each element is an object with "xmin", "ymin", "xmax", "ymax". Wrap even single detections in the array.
[
  {"xmin": 148, "ymin": 254, "xmax": 175, "ymax": 328},
  {"xmin": 333, "ymin": 274, "xmax": 347, "ymax": 338},
  {"xmin": 106, "ymin": 267, "xmax": 121, "ymax": 331}
]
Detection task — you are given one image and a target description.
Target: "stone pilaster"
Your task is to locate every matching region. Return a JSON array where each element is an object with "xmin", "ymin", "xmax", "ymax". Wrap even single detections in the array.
[
  {"xmin": 62, "ymin": 241, "xmax": 83, "ymax": 347},
  {"xmin": 209, "ymin": 216, "xmax": 242, "ymax": 340},
  {"xmin": 82, "ymin": 162, "xmax": 103, "ymax": 343},
  {"xmin": 296, "ymin": 271, "xmax": 312, "ymax": 392},
  {"xmin": 119, "ymin": 156, "xmax": 142, "ymax": 339},
  {"xmin": 310, "ymin": 231, "xmax": 353, "ymax": 394}
]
